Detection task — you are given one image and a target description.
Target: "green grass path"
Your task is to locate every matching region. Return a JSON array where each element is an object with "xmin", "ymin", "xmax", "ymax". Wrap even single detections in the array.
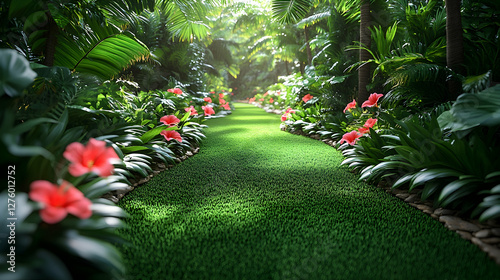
[{"xmin": 118, "ymin": 103, "xmax": 500, "ymax": 279}]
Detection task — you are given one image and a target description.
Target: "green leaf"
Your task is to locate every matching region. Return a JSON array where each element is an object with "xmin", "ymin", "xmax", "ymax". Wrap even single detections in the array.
[
  {"xmin": 180, "ymin": 111, "xmax": 191, "ymax": 123},
  {"xmin": 140, "ymin": 126, "xmax": 177, "ymax": 144},
  {"xmin": 392, "ymin": 173, "xmax": 415, "ymax": 189},
  {"xmin": 409, "ymin": 169, "xmax": 461, "ymax": 190},
  {"xmin": 54, "ymin": 231, "xmax": 125, "ymax": 277},
  {"xmin": 438, "ymin": 179, "xmax": 479, "ymax": 207},
  {"xmin": 121, "ymin": 146, "xmax": 149, "ymax": 153},
  {"xmin": 55, "ymin": 31, "xmax": 149, "ymax": 79},
  {"xmin": 479, "ymin": 205, "xmax": 500, "ymax": 221},
  {"xmin": 78, "ymin": 176, "xmax": 130, "ymax": 199},
  {"xmin": 0, "ymin": 49, "xmax": 37, "ymax": 97},
  {"xmin": 421, "ymin": 181, "xmax": 442, "ymax": 200},
  {"xmin": 272, "ymin": 0, "xmax": 313, "ymax": 24},
  {"xmin": 486, "ymin": 171, "xmax": 500, "ymax": 181}
]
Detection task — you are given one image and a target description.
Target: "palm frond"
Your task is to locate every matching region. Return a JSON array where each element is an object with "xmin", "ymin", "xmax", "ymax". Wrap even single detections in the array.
[
  {"xmin": 335, "ymin": 0, "xmax": 361, "ymax": 24},
  {"xmin": 54, "ymin": 28, "xmax": 150, "ymax": 79},
  {"xmin": 246, "ymin": 36, "xmax": 273, "ymax": 61},
  {"xmin": 295, "ymin": 11, "xmax": 330, "ymax": 28},
  {"xmin": 272, "ymin": 0, "xmax": 313, "ymax": 24},
  {"xmin": 162, "ymin": 1, "xmax": 211, "ymax": 41}
]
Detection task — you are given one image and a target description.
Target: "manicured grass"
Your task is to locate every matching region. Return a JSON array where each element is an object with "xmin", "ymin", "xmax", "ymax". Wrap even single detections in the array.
[{"xmin": 118, "ymin": 103, "xmax": 500, "ymax": 279}]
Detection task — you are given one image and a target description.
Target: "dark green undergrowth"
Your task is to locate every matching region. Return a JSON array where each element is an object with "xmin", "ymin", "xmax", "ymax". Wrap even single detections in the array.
[{"xmin": 118, "ymin": 103, "xmax": 500, "ymax": 280}]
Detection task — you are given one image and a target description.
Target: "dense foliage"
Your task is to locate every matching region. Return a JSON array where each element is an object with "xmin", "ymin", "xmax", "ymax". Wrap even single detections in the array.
[
  {"xmin": 246, "ymin": 0, "xmax": 500, "ymax": 221},
  {"xmin": 1, "ymin": 0, "xmax": 233, "ymax": 279}
]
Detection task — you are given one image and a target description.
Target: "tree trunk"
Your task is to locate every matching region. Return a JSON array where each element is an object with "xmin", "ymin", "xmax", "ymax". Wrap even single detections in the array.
[
  {"xmin": 445, "ymin": 0, "xmax": 464, "ymax": 99},
  {"xmin": 44, "ymin": 11, "xmax": 58, "ymax": 66},
  {"xmin": 358, "ymin": 0, "xmax": 371, "ymax": 102},
  {"xmin": 304, "ymin": 26, "xmax": 313, "ymax": 65}
]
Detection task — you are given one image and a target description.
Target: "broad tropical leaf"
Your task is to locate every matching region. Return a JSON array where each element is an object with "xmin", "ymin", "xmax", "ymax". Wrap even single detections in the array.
[{"xmin": 54, "ymin": 31, "xmax": 149, "ymax": 79}]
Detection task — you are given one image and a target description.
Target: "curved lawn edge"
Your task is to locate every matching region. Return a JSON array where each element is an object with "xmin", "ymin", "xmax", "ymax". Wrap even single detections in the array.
[
  {"xmin": 117, "ymin": 103, "xmax": 500, "ymax": 279},
  {"xmin": 252, "ymin": 101, "xmax": 500, "ymax": 266}
]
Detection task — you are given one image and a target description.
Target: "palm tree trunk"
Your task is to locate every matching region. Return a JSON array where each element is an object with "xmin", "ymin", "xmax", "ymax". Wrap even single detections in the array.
[
  {"xmin": 44, "ymin": 11, "xmax": 58, "ymax": 66},
  {"xmin": 445, "ymin": 0, "xmax": 464, "ymax": 99},
  {"xmin": 358, "ymin": 0, "xmax": 371, "ymax": 102},
  {"xmin": 304, "ymin": 26, "xmax": 313, "ymax": 65}
]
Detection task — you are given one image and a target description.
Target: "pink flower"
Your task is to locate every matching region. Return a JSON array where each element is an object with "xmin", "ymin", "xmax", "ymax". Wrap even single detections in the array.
[
  {"xmin": 302, "ymin": 94, "xmax": 313, "ymax": 103},
  {"xmin": 249, "ymin": 97, "xmax": 255, "ymax": 103},
  {"xmin": 259, "ymin": 98, "xmax": 264, "ymax": 102},
  {"xmin": 160, "ymin": 115, "xmax": 180, "ymax": 127},
  {"xmin": 29, "ymin": 180, "xmax": 92, "ymax": 224},
  {"xmin": 269, "ymin": 98, "xmax": 274, "ymax": 103},
  {"xmin": 204, "ymin": 97, "xmax": 212, "ymax": 103},
  {"xmin": 362, "ymin": 93, "xmax": 383, "ymax": 108},
  {"xmin": 285, "ymin": 108, "xmax": 295, "ymax": 114},
  {"xmin": 221, "ymin": 103, "xmax": 231, "ymax": 110},
  {"xmin": 184, "ymin": 106, "xmax": 198, "ymax": 116},
  {"xmin": 161, "ymin": 130, "xmax": 182, "ymax": 142},
  {"xmin": 343, "ymin": 99, "xmax": 357, "ymax": 113},
  {"xmin": 219, "ymin": 93, "xmax": 224, "ymax": 99},
  {"xmin": 219, "ymin": 98, "xmax": 226, "ymax": 104},
  {"xmin": 363, "ymin": 118, "xmax": 377, "ymax": 128},
  {"xmin": 209, "ymin": 91, "xmax": 215, "ymax": 94},
  {"xmin": 281, "ymin": 114, "xmax": 289, "ymax": 121},
  {"xmin": 264, "ymin": 92, "xmax": 269, "ymax": 96},
  {"xmin": 339, "ymin": 131, "xmax": 362, "ymax": 145},
  {"xmin": 167, "ymin": 88, "xmax": 183, "ymax": 95},
  {"xmin": 202, "ymin": 105, "xmax": 215, "ymax": 116},
  {"xmin": 63, "ymin": 138, "xmax": 119, "ymax": 177}
]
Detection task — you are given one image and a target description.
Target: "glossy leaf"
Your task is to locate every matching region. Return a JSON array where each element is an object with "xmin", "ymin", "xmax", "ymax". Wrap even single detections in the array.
[{"xmin": 0, "ymin": 49, "xmax": 37, "ymax": 97}]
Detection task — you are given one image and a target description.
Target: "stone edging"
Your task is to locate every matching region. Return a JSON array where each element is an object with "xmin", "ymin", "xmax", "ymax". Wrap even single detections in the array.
[{"xmin": 254, "ymin": 102, "xmax": 500, "ymax": 266}]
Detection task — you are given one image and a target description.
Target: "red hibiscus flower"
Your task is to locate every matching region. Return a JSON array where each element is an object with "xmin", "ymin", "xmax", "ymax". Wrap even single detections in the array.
[
  {"xmin": 203, "ymin": 97, "xmax": 212, "ymax": 103},
  {"xmin": 343, "ymin": 99, "xmax": 357, "ymax": 113},
  {"xmin": 264, "ymin": 92, "xmax": 269, "ymax": 96},
  {"xmin": 362, "ymin": 93, "xmax": 384, "ymax": 108},
  {"xmin": 302, "ymin": 94, "xmax": 313, "ymax": 103},
  {"xmin": 259, "ymin": 98, "xmax": 264, "ymax": 102},
  {"xmin": 63, "ymin": 138, "xmax": 119, "ymax": 177},
  {"xmin": 249, "ymin": 97, "xmax": 255, "ymax": 103},
  {"xmin": 160, "ymin": 115, "xmax": 180, "ymax": 127},
  {"xmin": 269, "ymin": 98, "xmax": 274, "ymax": 103},
  {"xmin": 219, "ymin": 93, "xmax": 224, "ymax": 99},
  {"xmin": 29, "ymin": 180, "xmax": 92, "ymax": 224},
  {"xmin": 184, "ymin": 106, "xmax": 198, "ymax": 116},
  {"xmin": 210, "ymin": 91, "xmax": 215, "ymax": 94},
  {"xmin": 339, "ymin": 131, "xmax": 362, "ymax": 145},
  {"xmin": 161, "ymin": 130, "xmax": 182, "ymax": 142},
  {"xmin": 281, "ymin": 114, "xmax": 289, "ymax": 122},
  {"xmin": 222, "ymin": 103, "xmax": 231, "ymax": 110},
  {"xmin": 202, "ymin": 105, "xmax": 215, "ymax": 116},
  {"xmin": 363, "ymin": 118, "xmax": 377, "ymax": 128},
  {"xmin": 219, "ymin": 98, "xmax": 226, "ymax": 105},
  {"xmin": 167, "ymin": 88, "xmax": 183, "ymax": 95},
  {"xmin": 285, "ymin": 108, "xmax": 295, "ymax": 114}
]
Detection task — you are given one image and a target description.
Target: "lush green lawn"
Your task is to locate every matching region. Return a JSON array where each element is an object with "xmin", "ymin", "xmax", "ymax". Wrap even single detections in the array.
[{"xmin": 118, "ymin": 103, "xmax": 500, "ymax": 279}]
